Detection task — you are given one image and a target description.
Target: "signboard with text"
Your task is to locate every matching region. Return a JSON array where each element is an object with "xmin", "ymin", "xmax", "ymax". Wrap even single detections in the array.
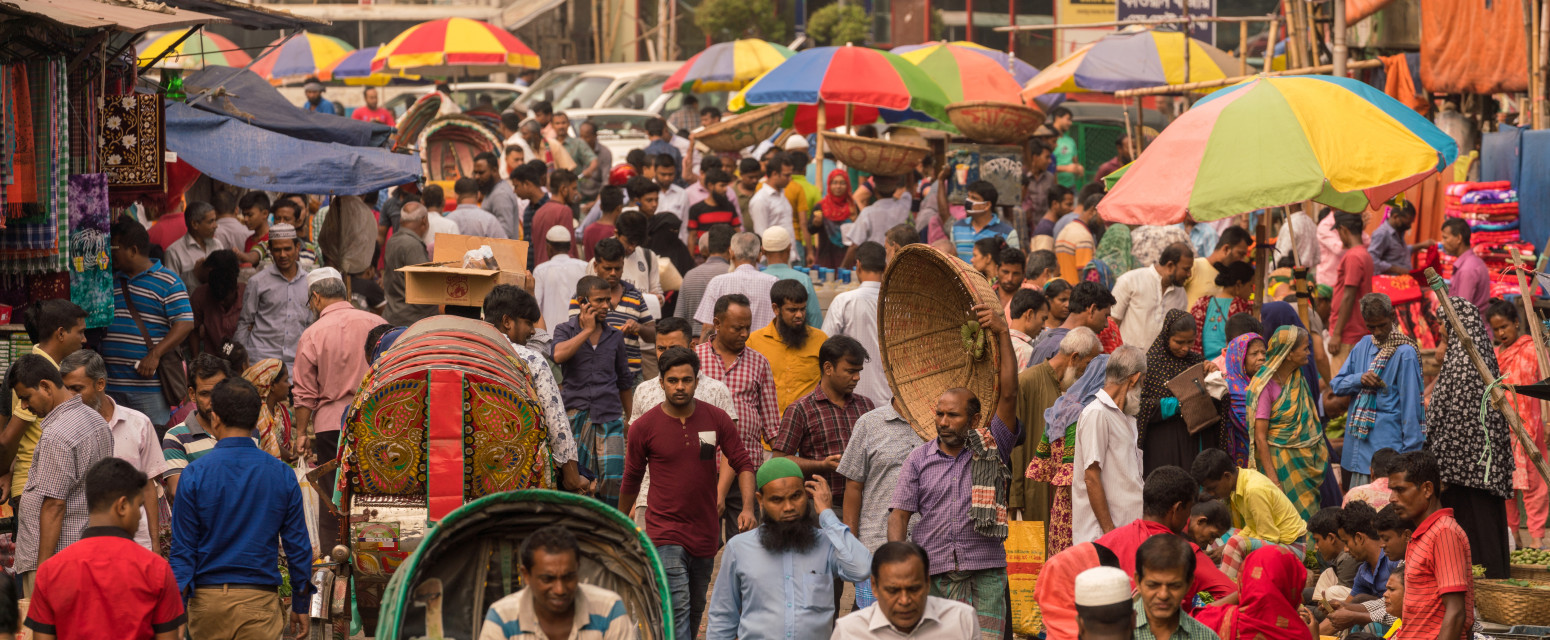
[
  {"xmin": 1056, "ymin": 0, "xmax": 1117, "ymax": 57},
  {"xmin": 1115, "ymin": 0, "xmax": 1216, "ymax": 44}
]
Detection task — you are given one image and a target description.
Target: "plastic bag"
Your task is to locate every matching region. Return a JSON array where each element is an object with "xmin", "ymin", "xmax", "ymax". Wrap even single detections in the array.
[{"xmin": 1006, "ymin": 520, "xmax": 1047, "ymax": 635}]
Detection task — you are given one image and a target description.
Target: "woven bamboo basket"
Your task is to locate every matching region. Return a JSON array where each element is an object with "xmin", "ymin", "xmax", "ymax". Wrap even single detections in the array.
[
  {"xmin": 1477, "ymin": 580, "xmax": 1550, "ymax": 626},
  {"xmin": 878, "ymin": 245, "xmax": 1002, "ymax": 437},
  {"xmin": 1512, "ymin": 564, "xmax": 1550, "ymax": 581},
  {"xmin": 826, "ymin": 132, "xmax": 932, "ymax": 177},
  {"xmin": 696, "ymin": 104, "xmax": 785, "ymax": 152},
  {"xmin": 946, "ymin": 101, "xmax": 1046, "ymax": 145}
]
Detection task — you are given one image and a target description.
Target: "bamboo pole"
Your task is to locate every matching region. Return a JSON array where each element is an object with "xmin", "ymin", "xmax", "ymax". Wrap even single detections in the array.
[
  {"xmin": 816, "ymin": 99, "xmax": 827, "ymax": 201},
  {"xmin": 1239, "ymin": 21, "xmax": 1249, "ymax": 75},
  {"xmin": 1113, "ymin": 58, "xmax": 1382, "ymax": 97},
  {"xmin": 1424, "ymin": 268, "xmax": 1550, "ymax": 489},
  {"xmin": 1333, "ymin": 0, "xmax": 1348, "ymax": 76},
  {"xmin": 1283, "ymin": 0, "xmax": 1301, "ymax": 70},
  {"xmin": 1266, "ymin": 15, "xmax": 1280, "ymax": 72}
]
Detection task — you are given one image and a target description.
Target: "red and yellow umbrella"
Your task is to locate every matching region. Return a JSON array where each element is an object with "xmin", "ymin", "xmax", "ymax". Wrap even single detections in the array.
[{"xmin": 373, "ymin": 18, "xmax": 540, "ymax": 76}]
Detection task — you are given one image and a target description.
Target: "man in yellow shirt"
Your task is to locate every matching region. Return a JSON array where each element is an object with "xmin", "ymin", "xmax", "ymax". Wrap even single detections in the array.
[
  {"xmin": 3, "ymin": 300, "xmax": 88, "ymax": 504},
  {"xmin": 746, "ymin": 280, "xmax": 827, "ymax": 415},
  {"xmin": 1190, "ymin": 448, "xmax": 1309, "ymax": 580},
  {"xmin": 1183, "ymin": 226, "xmax": 1253, "ymax": 307}
]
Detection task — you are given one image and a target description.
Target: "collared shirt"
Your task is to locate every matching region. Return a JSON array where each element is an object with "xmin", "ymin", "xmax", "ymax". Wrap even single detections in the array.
[
  {"xmin": 1397, "ymin": 509, "xmax": 1475, "ymax": 640},
  {"xmin": 1097, "ymin": 520, "xmax": 1237, "ymax": 611},
  {"xmin": 822, "ymin": 281, "xmax": 892, "ymax": 406},
  {"xmin": 706, "ymin": 509, "xmax": 872, "ymax": 640},
  {"xmin": 1368, "ymin": 222, "xmax": 1410, "ymax": 274},
  {"xmin": 24, "ymin": 526, "xmax": 186, "ymax": 640},
  {"xmin": 1229, "ymin": 468, "xmax": 1309, "ymax": 544},
  {"xmin": 294, "ymin": 301, "xmax": 384, "ymax": 434},
  {"xmin": 534, "ymin": 254, "xmax": 590, "ymax": 333},
  {"xmin": 303, "ymin": 98, "xmax": 338, "ymax": 115},
  {"xmin": 747, "ymin": 324, "xmax": 827, "ymax": 414},
  {"xmin": 110, "ymin": 404, "xmax": 168, "ymax": 549},
  {"xmin": 658, "ymin": 184, "xmax": 691, "ymax": 239},
  {"xmin": 553, "ymin": 317, "xmax": 633, "ymax": 423},
  {"xmin": 832, "ymin": 596, "xmax": 978, "ymax": 639},
  {"xmin": 479, "ymin": 583, "xmax": 634, "ymax": 640},
  {"xmin": 510, "ymin": 342, "xmax": 578, "ymax": 465},
  {"xmin": 568, "ymin": 279, "xmax": 654, "ymax": 378},
  {"xmin": 169, "ymin": 438, "xmax": 313, "ymax": 613},
  {"xmin": 8, "ymin": 346, "xmax": 52, "ymax": 497},
  {"xmin": 678, "ymin": 257, "xmax": 731, "ymax": 337},
  {"xmin": 161, "ymin": 411, "xmax": 218, "ymax": 477},
  {"xmin": 836, "ymin": 404, "xmax": 926, "ymax": 550},
  {"xmin": 237, "ymin": 263, "xmax": 311, "ymax": 367},
  {"xmin": 695, "ymin": 264, "xmax": 780, "ymax": 331},
  {"xmin": 748, "ymin": 183, "xmax": 795, "ymax": 239},
  {"xmin": 627, "ymin": 373, "xmax": 739, "ymax": 513},
  {"xmin": 213, "ymin": 216, "xmax": 251, "ymax": 260},
  {"xmin": 104, "ymin": 260, "xmax": 194, "ymax": 393},
  {"xmin": 484, "ymin": 179, "xmax": 524, "ymax": 240},
  {"xmin": 1072, "ymin": 389, "xmax": 1144, "ymax": 544},
  {"xmin": 446, "ymin": 203, "xmax": 509, "ymax": 239},
  {"xmin": 1274, "ymin": 211, "xmax": 1319, "ymax": 269},
  {"xmin": 1330, "ymin": 337, "xmax": 1425, "ymax": 474},
  {"xmin": 164, "ymin": 233, "xmax": 225, "ymax": 289},
  {"xmin": 1111, "ymin": 266, "xmax": 1189, "ymax": 348},
  {"xmin": 950, "ymin": 214, "xmax": 1020, "ymax": 264},
  {"xmin": 1353, "ymin": 553, "xmax": 1395, "ymax": 598},
  {"xmin": 695, "ymin": 341, "xmax": 780, "ymax": 462},
  {"xmin": 383, "ymin": 227, "xmax": 438, "ymax": 326},
  {"xmin": 1010, "ymin": 329, "xmax": 1035, "ymax": 370},
  {"xmin": 14, "ymin": 395, "xmax": 114, "ymax": 575},
  {"xmin": 1449, "ymin": 249, "xmax": 1491, "ymax": 311},
  {"xmin": 846, "ymin": 196, "xmax": 913, "ymax": 248},
  {"xmin": 762, "ymin": 263, "xmax": 822, "ymax": 327},
  {"xmin": 1131, "ymin": 599, "xmax": 1222, "ymax": 640},
  {"xmin": 890, "ymin": 415, "xmax": 1018, "ymax": 573},
  {"xmin": 1024, "ymin": 172, "xmax": 1056, "ymax": 223},
  {"xmin": 1184, "ymin": 257, "xmax": 1220, "ymax": 308},
  {"xmin": 622, "ymin": 401, "xmax": 756, "ymax": 556},
  {"xmin": 558, "ymin": 135, "xmax": 597, "ymax": 172},
  {"xmin": 772, "ymin": 387, "xmax": 877, "ymax": 502}
]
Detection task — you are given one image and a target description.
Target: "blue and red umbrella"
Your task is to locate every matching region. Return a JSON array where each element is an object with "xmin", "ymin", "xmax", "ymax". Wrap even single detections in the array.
[{"xmin": 731, "ymin": 45, "xmax": 953, "ymax": 134}]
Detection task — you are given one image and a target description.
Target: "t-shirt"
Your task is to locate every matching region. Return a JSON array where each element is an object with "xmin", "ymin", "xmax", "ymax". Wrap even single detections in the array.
[
  {"xmin": 1334, "ymin": 245, "xmax": 1375, "ymax": 344},
  {"xmin": 24, "ymin": 527, "xmax": 185, "ymax": 640},
  {"xmin": 620, "ymin": 401, "xmax": 756, "ymax": 557},
  {"xmin": 1054, "ymin": 134, "xmax": 1080, "ymax": 188},
  {"xmin": 350, "ymin": 106, "xmax": 396, "ymax": 126},
  {"xmin": 687, "ymin": 201, "xmax": 740, "ymax": 234},
  {"xmin": 582, "ymin": 222, "xmax": 615, "ymax": 261}
]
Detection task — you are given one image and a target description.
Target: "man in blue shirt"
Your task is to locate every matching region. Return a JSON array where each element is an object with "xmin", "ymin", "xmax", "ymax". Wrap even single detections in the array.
[
  {"xmin": 707, "ymin": 458, "xmax": 872, "ymax": 640},
  {"xmin": 104, "ymin": 216, "xmax": 194, "ymax": 428},
  {"xmin": 171, "ymin": 376, "xmax": 312, "ymax": 639},
  {"xmin": 1329, "ymin": 293, "xmax": 1425, "ymax": 484},
  {"xmin": 1338, "ymin": 501, "xmax": 1393, "ymax": 602},
  {"xmin": 1367, "ymin": 202, "xmax": 1421, "ymax": 275},
  {"xmin": 928, "ymin": 173, "xmax": 1019, "ymax": 264},
  {"xmin": 643, "ymin": 117, "xmax": 683, "ymax": 171},
  {"xmin": 301, "ymin": 80, "xmax": 337, "ymax": 115}
]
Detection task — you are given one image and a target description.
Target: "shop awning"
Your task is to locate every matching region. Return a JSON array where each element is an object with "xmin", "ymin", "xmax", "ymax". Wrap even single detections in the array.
[
  {"xmin": 0, "ymin": 0, "xmax": 226, "ymax": 32},
  {"xmin": 158, "ymin": 0, "xmax": 323, "ymax": 30},
  {"xmin": 499, "ymin": 0, "xmax": 566, "ymax": 31},
  {"xmin": 165, "ymin": 101, "xmax": 422, "ymax": 195},
  {"xmin": 183, "ymin": 66, "xmax": 394, "ymax": 148}
]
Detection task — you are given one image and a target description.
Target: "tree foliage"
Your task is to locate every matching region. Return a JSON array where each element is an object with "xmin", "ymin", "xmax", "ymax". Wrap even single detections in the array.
[
  {"xmin": 808, "ymin": 2, "xmax": 870, "ymax": 46},
  {"xmin": 693, "ymin": 0, "xmax": 785, "ymax": 43}
]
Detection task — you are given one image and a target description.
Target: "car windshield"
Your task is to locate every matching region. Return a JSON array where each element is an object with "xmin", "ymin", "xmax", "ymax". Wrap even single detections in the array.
[
  {"xmin": 578, "ymin": 114, "xmax": 656, "ymax": 139},
  {"xmin": 449, "ymin": 89, "xmax": 521, "ymax": 113},
  {"xmin": 602, "ymin": 74, "xmax": 670, "ymax": 110},
  {"xmin": 512, "ymin": 71, "xmax": 578, "ymax": 111},
  {"xmin": 552, "ymin": 76, "xmax": 614, "ymax": 110}
]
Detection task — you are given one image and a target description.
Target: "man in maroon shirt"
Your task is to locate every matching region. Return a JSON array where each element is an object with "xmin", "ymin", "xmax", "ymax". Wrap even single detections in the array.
[
  {"xmin": 620, "ymin": 346, "xmax": 757, "ymax": 640},
  {"xmin": 1095, "ymin": 466, "xmax": 1239, "ymax": 612}
]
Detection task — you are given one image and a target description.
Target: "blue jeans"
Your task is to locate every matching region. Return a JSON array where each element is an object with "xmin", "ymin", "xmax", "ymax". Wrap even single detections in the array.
[
  {"xmin": 110, "ymin": 390, "xmax": 170, "ymax": 429},
  {"xmin": 657, "ymin": 544, "xmax": 714, "ymax": 639}
]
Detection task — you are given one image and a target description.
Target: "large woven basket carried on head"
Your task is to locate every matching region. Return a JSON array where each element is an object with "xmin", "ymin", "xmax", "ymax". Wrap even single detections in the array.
[
  {"xmin": 697, "ymin": 103, "xmax": 786, "ymax": 152},
  {"xmin": 879, "ymin": 245, "xmax": 1003, "ymax": 437}
]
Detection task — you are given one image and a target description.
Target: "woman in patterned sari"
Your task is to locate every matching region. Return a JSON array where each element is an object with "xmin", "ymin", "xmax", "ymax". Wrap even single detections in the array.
[
  {"xmin": 1027, "ymin": 354, "xmax": 1110, "ymax": 555},
  {"xmin": 242, "ymin": 358, "xmax": 290, "ymax": 460},
  {"xmin": 1247, "ymin": 325, "xmax": 1328, "ymax": 522},
  {"xmin": 1222, "ymin": 333, "xmax": 1267, "ymax": 468}
]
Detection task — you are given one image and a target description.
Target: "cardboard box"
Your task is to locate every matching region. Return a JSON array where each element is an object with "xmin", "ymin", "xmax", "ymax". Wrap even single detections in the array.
[{"xmin": 400, "ymin": 233, "xmax": 528, "ymax": 307}]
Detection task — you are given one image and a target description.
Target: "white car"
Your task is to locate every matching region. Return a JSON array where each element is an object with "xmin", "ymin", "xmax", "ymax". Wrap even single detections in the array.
[
  {"xmin": 562, "ymin": 108, "xmax": 678, "ymax": 162},
  {"xmin": 383, "ymin": 82, "xmax": 528, "ymax": 119},
  {"xmin": 512, "ymin": 62, "xmax": 727, "ymax": 119}
]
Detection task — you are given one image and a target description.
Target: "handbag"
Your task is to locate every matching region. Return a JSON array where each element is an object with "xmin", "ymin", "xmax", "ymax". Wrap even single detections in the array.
[
  {"xmin": 118, "ymin": 279, "xmax": 189, "ymax": 412},
  {"xmin": 1166, "ymin": 362, "xmax": 1221, "ymax": 435}
]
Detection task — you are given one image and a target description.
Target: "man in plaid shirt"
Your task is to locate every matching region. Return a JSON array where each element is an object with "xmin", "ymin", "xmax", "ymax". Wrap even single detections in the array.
[
  {"xmin": 695, "ymin": 293, "xmax": 779, "ymax": 541},
  {"xmin": 770, "ymin": 335, "xmax": 875, "ymax": 511}
]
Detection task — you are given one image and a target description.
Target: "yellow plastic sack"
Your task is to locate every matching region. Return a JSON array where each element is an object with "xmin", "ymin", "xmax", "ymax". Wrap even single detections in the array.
[{"xmin": 1005, "ymin": 520, "xmax": 1046, "ymax": 636}]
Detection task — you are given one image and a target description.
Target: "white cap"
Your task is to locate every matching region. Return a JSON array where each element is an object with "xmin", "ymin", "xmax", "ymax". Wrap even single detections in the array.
[
  {"xmin": 545, "ymin": 225, "xmax": 573, "ymax": 243},
  {"xmin": 783, "ymin": 134, "xmax": 810, "ymax": 151},
  {"xmin": 761, "ymin": 225, "xmax": 793, "ymax": 252},
  {"xmin": 306, "ymin": 267, "xmax": 344, "ymax": 288},
  {"xmin": 1074, "ymin": 567, "xmax": 1132, "ymax": 607}
]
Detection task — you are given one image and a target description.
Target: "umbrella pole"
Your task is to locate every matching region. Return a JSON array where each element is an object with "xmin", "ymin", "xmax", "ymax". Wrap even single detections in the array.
[
  {"xmin": 1508, "ymin": 251, "xmax": 1550, "ymax": 433},
  {"xmin": 1239, "ymin": 22, "xmax": 1249, "ymax": 75},
  {"xmin": 1254, "ymin": 211, "xmax": 1269, "ymax": 314},
  {"xmin": 1424, "ymin": 268, "xmax": 1550, "ymax": 489},
  {"xmin": 845, "ymin": 103, "xmax": 854, "ymax": 132},
  {"xmin": 817, "ymin": 99, "xmax": 828, "ymax": 201}
]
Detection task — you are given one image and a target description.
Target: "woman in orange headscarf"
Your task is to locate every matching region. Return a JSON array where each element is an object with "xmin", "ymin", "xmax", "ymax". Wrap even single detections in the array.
[
  {"xmin": 808, "ymin": 169, "xmax": 857, "ymax": 269},
  {"xmin": 1195, "ymin": 546, "xmax": 1315, "ymax": 640},
  {"xmin": 242, "ymin": 358, "xmax": 292, "ymax": 461}
]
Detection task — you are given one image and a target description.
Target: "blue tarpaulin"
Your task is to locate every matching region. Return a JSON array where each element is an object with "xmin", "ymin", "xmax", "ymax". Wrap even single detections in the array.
[
  {"xmin": 183, "ymin": 67, "xmax": 393, "ymax": 148},
  {"xmin": 165, "ymin": 101, "xmax": 420, "ymax": 194},
  {"xmin": 1518, "ymin": 129, "xmax": 1550, "ymax": 252}
]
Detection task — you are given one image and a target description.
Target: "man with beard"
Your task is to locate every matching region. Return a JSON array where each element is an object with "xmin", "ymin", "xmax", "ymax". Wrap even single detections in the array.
[
  {"xmin": 887, "ymin": 303, "xmax": 1020, "ymax": 640},
  {"xmin": 1028, "ymin": 282, "xmax": 1114, "ymax": 365},
  {"xmin": 1110, "ymin": 242, "xmax": 1193, "ymax": 348},
  {"xmin": 706, "ymin": 458, "xmax": 871, "ymax": 640},
  {"xmin": 687, "ymin": 170, "xmax": 743, "ymax": 256},
  {"xmin": 748, "ymin": 278, "xmax": 828, "ymax": 415},
  {"xmin": 621, "ymin": 346, "xmax": 757, "ymax": 640},
  {"xmin": 160, "ymin": 354, "xmax": 231, "ymax": 501},
  {"xmin": 1012, "ymin": 327, "xmax": 1101, "ymax": 526},
  {"xmin": 1368, "ymin": 200, "xmax": 1424, "ymax": 276},
  {"xmin": 771, "ymin": 336, "xmax": 875, "ymax": 507},
  {"xmin": 299, "ymin": 79, "xmax": 336, "ymax": 115},
  {"xmin": 1070, "ymin": 345, "xmax": 1147, "ymax": 544},
  {"xmin": 59, "ymin": 350, "xmax": 165, "ymax": 552},
  {"xmin": 474, "ymin": 152, "xmax": 522, "ymax": 241}
]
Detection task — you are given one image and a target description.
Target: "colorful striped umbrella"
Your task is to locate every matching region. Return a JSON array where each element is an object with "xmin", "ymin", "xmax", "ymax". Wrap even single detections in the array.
[
  {"xmin": 896, "ymin": 43, "xmax": 1025, "ymax": 104},
  {"xmin": 1021, "ymin": 26, "xmax": 1239, "ymax": 99},
  {"xmin": 732, "ymin": 45, "xmax": 953, "ymax": 134},
  {"xmin": 138, "ymin": 30, "xmax": 251, "ymax": 70},
  {"xmin": 373, "ymin": 18, "xmax": 540, "ymax": 76},
  {"xmin": 322, "ymin": 47, "xmax": 422, "ymax": 85},
  {"xmin": 1098, "ymin": 75, "xmax": 1459, "ymax": 224},
  {"xmin": 891, "ymin": 41, "xmax": 1040, "ymax": 85},
  {"xmin": 663, "ymin": 39, "xmax": 794, "ymax": 93},
  {"xmin": 250, "ymin": 32, "xmax": 354, "ymax": 84}
]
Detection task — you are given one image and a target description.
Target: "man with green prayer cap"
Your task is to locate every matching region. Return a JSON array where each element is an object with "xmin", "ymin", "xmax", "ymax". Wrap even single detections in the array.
[{"xmin": 706, "ymin": 459, "xmax": 872, "ymax": 640}]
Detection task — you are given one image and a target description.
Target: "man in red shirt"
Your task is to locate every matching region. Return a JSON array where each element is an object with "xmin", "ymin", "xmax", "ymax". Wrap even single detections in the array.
[
  {"xmin": 348, "ymin": 88, "xmax": 396, "ymax": 127},
  {"xmin": 1390, "ymin": 450, "xmax": 1474, "ymax": 640},
  {"xmin": 25, "ymin": 457, "xmax": 184, "ymax": 640},
  {"xmin": 1095, "ymin": 466, "xmax": 1238, "ymax": 612},
  {"xmin": 1327, "ymin": 212, "xmax": 1374, "ymax": 373}
]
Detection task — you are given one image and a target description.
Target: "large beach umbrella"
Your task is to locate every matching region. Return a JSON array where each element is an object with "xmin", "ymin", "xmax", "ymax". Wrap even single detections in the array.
[
  {"xmin": 249, "ymin": 32, "xmax": 354, "ymax": 84},
  {"xmin": 138, "ymin": 30, "xmax": 251, "ymax": 69},
  {"xmin": 662, "ymin": 39, "xmax": 794, "ymax": 93},
  {"xmin": 1098, "ymin": 75, "xmax": 1459, "ymax": 225},
  {"xmin": 1021, "ymin": 26, "xmax": 1239, "ymax": 100},
  {"xmin": 731, "ymin": 44, "xmax": 954, "ymax": 134},
  {"xmin": 373, "ymin": 18, "xmax": 540, "ymax": 76},
  {"xmin": 891, "ymin": 41, "xmax": 1040, "ymax": 85},
  {"xmin": 896, "ymin": 43, "xmax": 1025, "ymax": 104},
  {"xmin": 322, "ymin": 47, "xmax": 422, "ymax": 85}
]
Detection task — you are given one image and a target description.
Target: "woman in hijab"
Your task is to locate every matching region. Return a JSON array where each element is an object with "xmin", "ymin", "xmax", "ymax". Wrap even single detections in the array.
[
  {"xmin": 1137, "ymin": 309, "xmax": 1221, "ymax": 474},
  {"xmin": 808, "ymin": 169, "xmax": 857, "ymax": 269},
  {"xmin": 1223, "ymin": 333, "xmax": 1268, "ymax": 468},
  {"xmin": 1093, "ymin": 225, "xmax": 1134, "ymax": 277},
  {"xmin": 243, "ymin": 359, "xmax": 291, "ymax": 460},
  {"xmin": 647, "ymin": 212, "xmax": 696, "ymax": 317},
  {"xmin": 1260, "ymin": 300, "xmax": 1341, "ymax": 507},
  {"xmin": 1430, "ymin": 297, "xmax": 1515, "ymax": 578},
  {"xmin": 1247, "ymin": 326, "xmax": 1329, "ymax": 521},
  {"xmin": 1027, "ymin": 354, "xmax": 1110, "ymax": 555},
  {"xmin": 1194, "ymin": 546, "xmax": 1313, "ymax": 640}
]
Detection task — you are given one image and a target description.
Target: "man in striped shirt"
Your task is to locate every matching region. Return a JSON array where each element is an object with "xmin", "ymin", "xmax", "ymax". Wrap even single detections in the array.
[
  {"xmin": 480, "ymin": 525, "xmax": 633, "ymax": 640},
  {"xmin": 695, "ymin": 293, "xmax": 780, "ymax": 541},
  {"xmin": 104, "ymin": 217, "xmax": 195, "ymax": 428},
  {"xmin": 159, "ymin": 354, "xmax": 231, "ymax": 501},
  {"xmin": 1390, "ymin": 450, "xmax": 1474, "ymax": 640}
]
